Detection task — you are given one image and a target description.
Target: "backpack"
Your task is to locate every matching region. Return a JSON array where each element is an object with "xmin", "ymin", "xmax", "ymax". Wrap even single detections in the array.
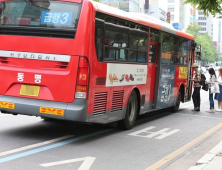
[{"xmin": 200, "ymin": 74, "xmax": 206, "ymax": 86}]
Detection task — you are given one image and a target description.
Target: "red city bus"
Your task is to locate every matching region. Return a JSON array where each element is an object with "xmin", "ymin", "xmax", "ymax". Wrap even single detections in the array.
[{"xmin": 0, "ymin": 0, "xmax": 197, "ymax": 129}]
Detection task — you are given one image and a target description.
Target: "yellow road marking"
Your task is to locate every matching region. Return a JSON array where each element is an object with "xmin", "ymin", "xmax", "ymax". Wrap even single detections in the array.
[{"xmin": 145, "ymin": 121, "xmax": 222, "ymax": 170}]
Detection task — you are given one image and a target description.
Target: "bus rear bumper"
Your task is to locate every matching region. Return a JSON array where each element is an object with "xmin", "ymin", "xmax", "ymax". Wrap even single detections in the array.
[{"xmin": 0, "ymin": 95, "xmax": 88, "ymax": 122}]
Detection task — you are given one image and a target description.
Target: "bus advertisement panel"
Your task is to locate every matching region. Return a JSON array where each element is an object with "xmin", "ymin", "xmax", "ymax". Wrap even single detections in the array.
[{"xmin": 156, "ymin": 66, "xmax": 175, "ymax": 109}]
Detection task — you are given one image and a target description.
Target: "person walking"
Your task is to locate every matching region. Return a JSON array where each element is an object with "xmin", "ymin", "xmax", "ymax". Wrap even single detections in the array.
[
  {"xmin": 190, "ymin": 63, "xmax": 201, "ymax": 111},
  {"xmin": 215, "ymin": 68, "xmax": 222, "ymax": 111},
  {"xmin": 206, "ymin": 68, "xmax": 217, "ymax": 113}
]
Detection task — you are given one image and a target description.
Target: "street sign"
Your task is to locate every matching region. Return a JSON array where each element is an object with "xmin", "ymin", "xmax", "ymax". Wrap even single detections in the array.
[{"xmin": 167, "ymin": 12, "xmax": 170, "ymax": 23}]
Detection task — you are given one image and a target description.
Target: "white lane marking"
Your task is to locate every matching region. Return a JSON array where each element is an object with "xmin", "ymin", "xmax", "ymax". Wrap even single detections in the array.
[
  {"xmin": 40, "ymin": 157, "xmax": 96, "ymax": 170},
  {"xmin": 128, "ymin": 126, "xmax": 180, "ymax": 139},
  {"xmin": 0, "ymin": 135, "xmax": 74, "ymax": 157}
]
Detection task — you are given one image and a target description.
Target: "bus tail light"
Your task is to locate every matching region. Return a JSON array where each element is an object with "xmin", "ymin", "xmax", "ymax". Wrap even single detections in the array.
[{"xmin": 75, "ymin": 57, "xmax": 89, "ymax": 99}]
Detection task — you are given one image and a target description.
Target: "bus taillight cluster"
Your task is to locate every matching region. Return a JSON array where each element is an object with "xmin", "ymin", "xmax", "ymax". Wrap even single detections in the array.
[{"xmin": 75, "ymin": 57, "xmax": 89, "ymax": 99}]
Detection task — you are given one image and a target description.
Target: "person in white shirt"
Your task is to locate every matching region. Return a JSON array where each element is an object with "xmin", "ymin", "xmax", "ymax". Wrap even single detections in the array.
[
  {"xmin": 214, "ymin": 68, "xmax": 222, "ymax": 111},
  {"xmin": 205, "ymin": 68, "xmax": 217, "ymax": 113}
]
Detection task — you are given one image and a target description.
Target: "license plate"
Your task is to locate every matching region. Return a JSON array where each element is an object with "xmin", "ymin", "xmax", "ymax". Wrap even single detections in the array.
[
  {"xmin": 20, "ymin": 85, "xmax": 40, "ymax": 97},
  {"xmin": 40, "ymin": 107, "xmax": 64, "ymax": 116},
  {"xmin": 0, "ymin": 102, "xmax": 14, "ymax": 109}
]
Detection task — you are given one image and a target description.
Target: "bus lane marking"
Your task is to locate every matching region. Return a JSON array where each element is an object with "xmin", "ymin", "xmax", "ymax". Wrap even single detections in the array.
[
  {"xmin": 128, "ymin": 126, "xmax": 180, "ymax": 139},
  {"xmin": 0, "ymin": 135, "xmax": 74, "ymax": 157},
  {"xmin": 40, "ymin": 156, "xmax": 96, "ymax": 170},
  {"xmin": 0, "ymin": 129, "xmax": 113, "ymax": 164},
  {"xmin": 145, "ymin": 121, "xmax": 222, "ymax": 170}
]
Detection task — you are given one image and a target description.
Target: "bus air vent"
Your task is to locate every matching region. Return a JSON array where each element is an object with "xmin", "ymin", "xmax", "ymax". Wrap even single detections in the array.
[
  {"xmin": 111, "ymin": 90, "xmax": 124, "ymax": 112},
  {"xmin": 96, "ymin": 78, "xmax": 106, "ymax": 85},
  {"xmin": 0, "ymin": 57, "xmax": 8, "ymax": 63},
  {"xmin": 93, "ymin": 92, "xmax": 107, "ymax": 116},
  {"xmin": 59, "ymin": 62, "xmax": 68, "ymax": 68}
]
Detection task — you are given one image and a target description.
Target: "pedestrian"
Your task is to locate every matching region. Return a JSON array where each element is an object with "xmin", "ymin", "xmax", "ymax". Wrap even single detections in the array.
[
  {"xmin": 214, "ymin": 68, "xmax": 222, "ymax": 111},
  {"xmin": 205, "ymin": 68, "xmax": 217, "ymax": 113},
  {"xmin": 190, "ymin": 63, "xmax": 201, "ymax": 111}
]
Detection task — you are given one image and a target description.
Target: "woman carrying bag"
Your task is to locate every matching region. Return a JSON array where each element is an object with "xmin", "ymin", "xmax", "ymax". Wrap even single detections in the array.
[
  {"xmin": 215, "ymin": 68, "xmax": 222, "ymax": 111},
  {"xmin": 206, "ymin": 68, "xmax": 217, "ymax": 113}
]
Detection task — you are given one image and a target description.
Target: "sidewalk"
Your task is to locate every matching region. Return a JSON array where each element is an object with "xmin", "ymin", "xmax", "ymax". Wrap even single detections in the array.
[{"xmin": 188, "ymin": 140, "xmax": 222, "ymax": 170}]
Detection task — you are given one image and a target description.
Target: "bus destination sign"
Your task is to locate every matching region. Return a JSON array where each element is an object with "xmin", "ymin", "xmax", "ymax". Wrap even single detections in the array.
[{"xmin": 41, "ymin": 11, "xmax": 72, "ymax": 25}]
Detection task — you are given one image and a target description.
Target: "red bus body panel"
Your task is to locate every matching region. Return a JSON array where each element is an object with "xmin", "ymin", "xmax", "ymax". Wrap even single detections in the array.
[{"xmin": 0, "ymin": 0, "xmax": 95, "ymax": 103}]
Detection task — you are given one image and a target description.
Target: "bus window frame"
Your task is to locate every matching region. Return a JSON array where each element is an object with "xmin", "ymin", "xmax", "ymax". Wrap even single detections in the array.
[
  {"xmin": 95, "ymin": 12, "xmax": 149, "ymax": 64},
  {"xmin": 161, "ymin": 31, "xmax": 189, "ymax": 66}
]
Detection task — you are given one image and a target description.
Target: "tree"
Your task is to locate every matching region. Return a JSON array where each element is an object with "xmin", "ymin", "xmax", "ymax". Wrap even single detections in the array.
[
  {"xmin": 186, "ymin": 23, "xmax": 201, "ymax": 39},
  {"xmin": 195, "ymin": 34, "xmax": 217, "ymax": 62},
  {"xmin": 186, "ymin": 23, "xmax": 218, "ymax": 62},
  {"xmin": 183, "ymin": 0, "xmax": 222, "ymax": 16}
]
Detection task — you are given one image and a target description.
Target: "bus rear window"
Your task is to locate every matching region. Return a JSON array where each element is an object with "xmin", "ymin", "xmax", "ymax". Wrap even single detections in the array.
[{"xmin": 0, "ymin": 0, "xmax": 81, "ymax": 29}]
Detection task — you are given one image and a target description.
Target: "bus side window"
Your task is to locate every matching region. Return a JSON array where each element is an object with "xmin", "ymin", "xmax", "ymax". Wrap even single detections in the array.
[
  {"xmin": 105, "ymin": 47, "xmax": 115, "ymax": 59},
  {"xmin": 129, "ymin": 25, "xmax": 148, "ymax": 62},
  {"xmin": 138, "ymin": 51, "xmax": 146, "ymax": 62},
  {"xmin": 95, "ymin": 19, "xmax": 105, "ymax": 62},
  {"xmin": 182, "ymin": 40, "xmax": 188, "ymax": 65},
  {"xmin": 129, "ymin": 51, "xmax": 137, "ymax": 61},
  {"xmin": 96, "ymin": 12, "xmax": 149, "ymax": 63},
  {"xmin": 149, "ymin": 44, "xmax": 156, "ymax": 63},
  {"xmin": 104, "ymin": 22, "xmax": 129, "ymax": 61}
]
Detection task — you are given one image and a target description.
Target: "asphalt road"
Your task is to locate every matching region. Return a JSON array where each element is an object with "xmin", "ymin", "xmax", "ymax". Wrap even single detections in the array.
[{"xmin": 0, "ymin": 73, "xmax": 222, "ymax": 170}]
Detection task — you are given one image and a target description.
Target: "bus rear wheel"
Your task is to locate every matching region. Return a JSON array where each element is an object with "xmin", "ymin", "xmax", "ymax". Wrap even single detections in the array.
[
  {"xmin": 118, "ymin": 91, "xmax": 138, "ymax": 130},
  {"xmin": 171, "ymin": 91, "xmax": 181, "ymax": 112}
]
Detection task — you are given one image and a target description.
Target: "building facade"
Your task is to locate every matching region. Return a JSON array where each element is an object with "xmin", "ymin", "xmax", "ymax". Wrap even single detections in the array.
[
  {"xmin": 145, "ymin": 0, "xmax": 167, "ymax": 22},
  {"xmin": 213, "ymin": 41, "xmax": 220, "ymax": 54},
  {"xmin": 212, "ymin": 15, "xmax": 222, "ymax": 57},
  {"xmin": 166, "ymin": 0, "xmax": 194, "ymax": 31},
  {"xmin": 197, "ymin": 10, "xmax": 213, "ymax": 37}
]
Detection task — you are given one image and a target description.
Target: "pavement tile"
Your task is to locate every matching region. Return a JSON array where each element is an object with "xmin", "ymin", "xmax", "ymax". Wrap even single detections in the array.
[{"xmin": 202, "ymin": 156, "xmax": 222, "ymax": 170}]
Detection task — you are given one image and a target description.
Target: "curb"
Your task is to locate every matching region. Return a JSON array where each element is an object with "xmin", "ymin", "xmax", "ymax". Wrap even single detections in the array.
[{"xmin": 188, "ymin": 141, "xmax": 222, "ymax": 170}]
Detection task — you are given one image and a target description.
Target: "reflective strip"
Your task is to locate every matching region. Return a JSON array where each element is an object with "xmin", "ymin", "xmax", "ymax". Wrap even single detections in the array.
[{"xmin": 0, "ymin": 50, "xmax": 71, "ymax": 62}]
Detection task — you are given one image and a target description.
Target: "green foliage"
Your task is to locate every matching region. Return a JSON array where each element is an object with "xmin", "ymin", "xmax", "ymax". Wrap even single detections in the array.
[
  {"xmin": 93, "ymin": 0, "xmax": 101, "ymax": 2},
  {"xmin": 183, "ymin": 0, "xmax": 222, "ymax": 16},
  {"xmin": 186, "ymin": 23, "xmax": 218, "ymax": 62},
  {"xmin": 186, "ymin": 23, "xmax": 201, "ymax": 39}
]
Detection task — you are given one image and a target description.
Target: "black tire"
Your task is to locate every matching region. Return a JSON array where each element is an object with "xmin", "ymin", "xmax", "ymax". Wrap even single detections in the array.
[
  {"xmin": 171, "ymin": 91, "xmax": 181, "ymax": 112},
  {"xmin": 118, "ymin": 91, "xmax": 138, "ymax": 130}
]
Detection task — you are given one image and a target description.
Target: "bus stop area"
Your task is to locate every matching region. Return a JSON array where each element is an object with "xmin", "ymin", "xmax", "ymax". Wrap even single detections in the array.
[{"xmin": 189, "ymin": 141, "xmax": 222, "ymax": 170}]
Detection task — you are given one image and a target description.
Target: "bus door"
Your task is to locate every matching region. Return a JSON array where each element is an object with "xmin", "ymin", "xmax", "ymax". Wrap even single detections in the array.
[
  {"xmin": 147, "ymin": 42, "xmax": 158, "ymax": 109},
  {"xmin": 185, "ymin": 49, "xmax": 193, "ymax": 101}
]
